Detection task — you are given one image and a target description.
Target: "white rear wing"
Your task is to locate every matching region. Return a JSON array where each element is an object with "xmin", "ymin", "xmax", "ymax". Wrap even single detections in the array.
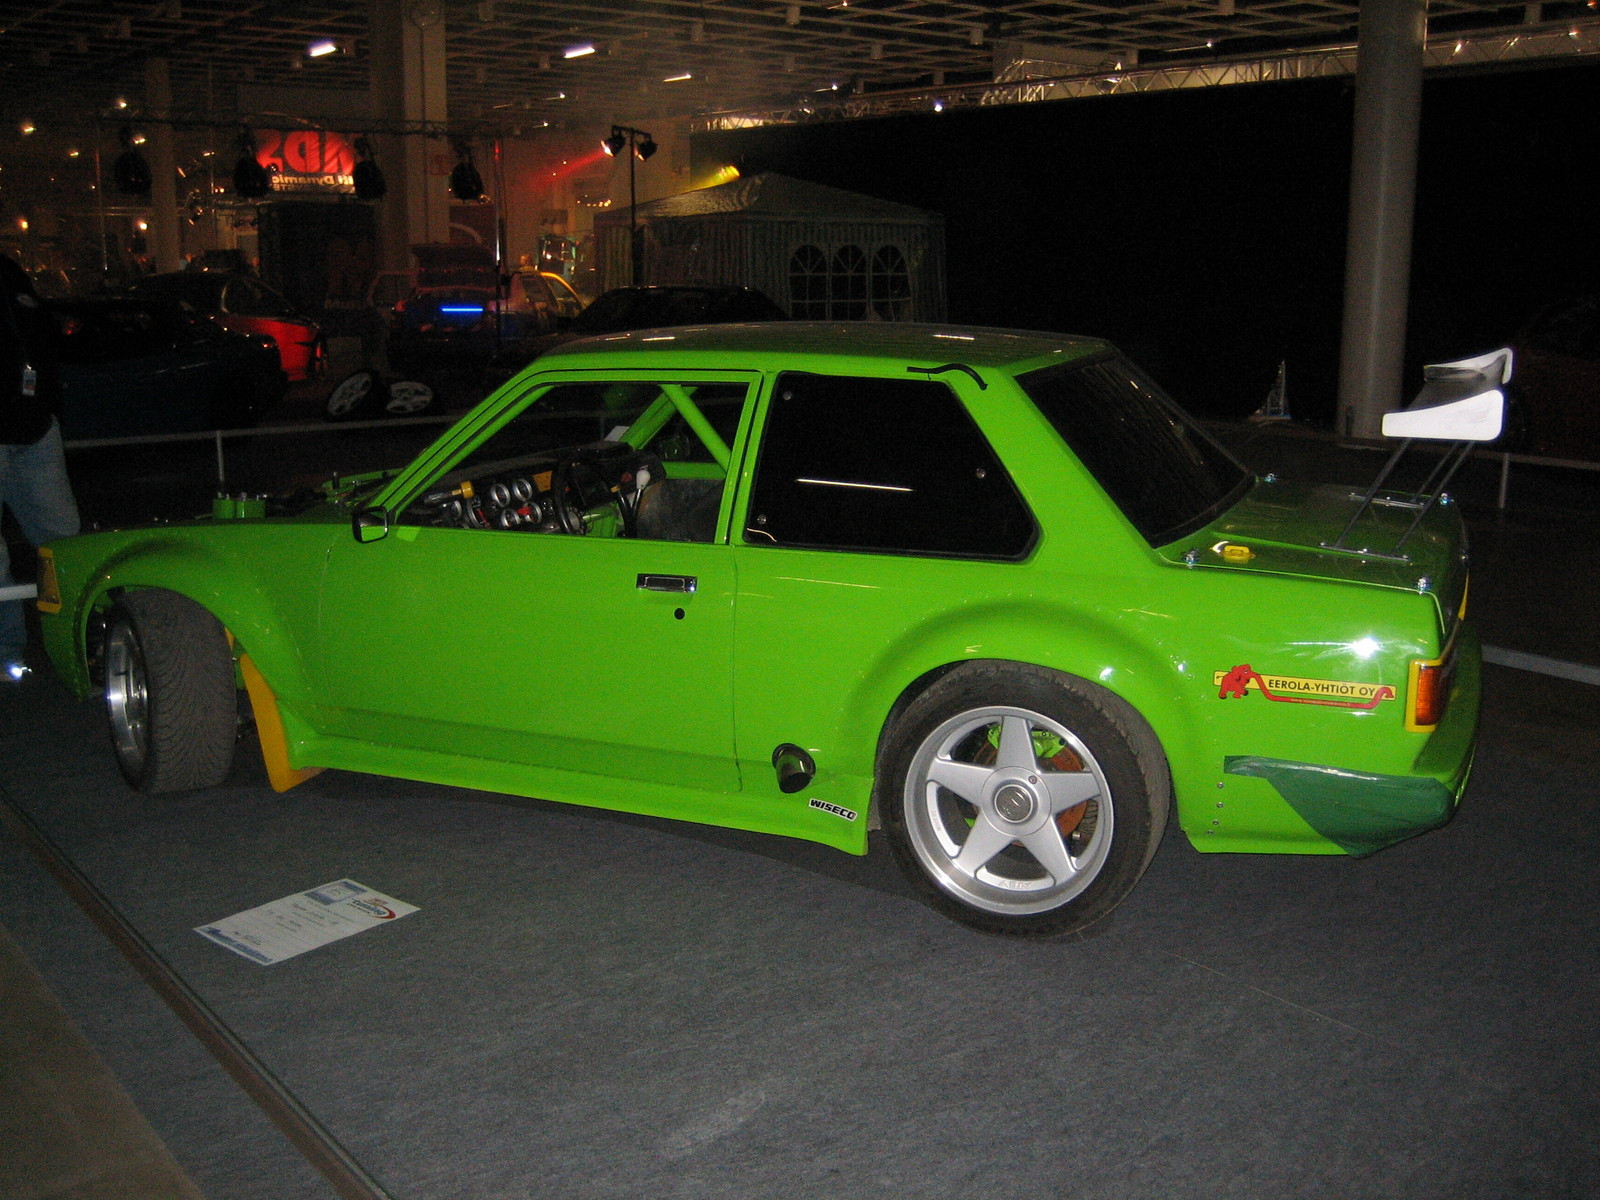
[
  {"xmin": 1322, "ymin": 347, "xmax": 1513, "ymax": 562},
  {"xmin": 1381, "ymin": 348, "xmax": 1513, "ymax": 442}
]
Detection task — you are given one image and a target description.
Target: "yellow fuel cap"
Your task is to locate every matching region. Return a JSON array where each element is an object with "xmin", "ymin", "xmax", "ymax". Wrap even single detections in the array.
[{"xmin": 1218, "ymin": 542, "xmax": 1255, "ymax": 564}]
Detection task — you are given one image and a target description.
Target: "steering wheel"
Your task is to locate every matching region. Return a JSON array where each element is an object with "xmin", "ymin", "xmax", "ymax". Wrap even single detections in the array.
[{"xmin": 548, "ymin": 457, "xmax": 607, "ymax": 535}]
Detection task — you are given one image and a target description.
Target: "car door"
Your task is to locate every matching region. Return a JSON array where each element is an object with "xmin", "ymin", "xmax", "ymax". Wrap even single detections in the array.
[
  {"xmin": 314, "ymin": 373, "xmax": 755, "ymax": 794},
  {"xmin": 727, "ymin": 370, "xmax": 1040, "ymax": 786}
]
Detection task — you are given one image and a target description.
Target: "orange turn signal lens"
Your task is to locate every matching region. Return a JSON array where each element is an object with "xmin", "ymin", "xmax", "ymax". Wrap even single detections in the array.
[
  {"xmin": 35, "ymin": 547, "xmax": 61, "ymax": 614},
  {"xmin": 1406, "ymin": 645, "xmax": 1456, "ymax": 733}
]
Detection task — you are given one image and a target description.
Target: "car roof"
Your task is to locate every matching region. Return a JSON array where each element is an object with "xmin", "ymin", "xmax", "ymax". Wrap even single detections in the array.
[
  {"xmin": 124, "ymin": 272, "xmax": 227, "ymax": 298},
  {"xmin": 540, "ymin": 321, "xmax": 1109, "ymax": 375}
]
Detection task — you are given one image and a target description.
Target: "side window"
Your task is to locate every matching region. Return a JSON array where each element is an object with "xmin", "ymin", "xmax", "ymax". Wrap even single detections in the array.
[
  {"xmin": 870, "ymin": 245, "xmax": 911, "ymax": 321},
  {"xmin": 400, "ymin": 380, "xmax": 747, "ymax": 544},
  {"xmin": 829, "ymin": 245, "xmax": 868, "ymax": 320},
  {"xmin": 788, "ymin": 245, "xmax": 829, "ymax": 319},
  {"xmin": 745, "ymin": 374, "xmax": 1035, "ymax": 559}
]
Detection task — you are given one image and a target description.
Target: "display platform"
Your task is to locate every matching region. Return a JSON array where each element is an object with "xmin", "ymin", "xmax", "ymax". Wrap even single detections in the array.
[{"xmin": 2, "ymin": 661, "xmax": 1598, "ymax": 1200}]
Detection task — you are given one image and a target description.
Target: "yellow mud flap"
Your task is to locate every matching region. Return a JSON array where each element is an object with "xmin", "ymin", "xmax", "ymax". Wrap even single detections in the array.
[{"xmin": 238, "ymin": 652, "xmax": 324, "ymax": 793}]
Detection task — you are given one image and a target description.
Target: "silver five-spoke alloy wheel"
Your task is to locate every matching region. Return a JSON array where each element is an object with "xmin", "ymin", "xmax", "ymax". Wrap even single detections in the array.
[{"xmin": 903, "ymin": 704, "xmax": 1113, "ymax": 917}]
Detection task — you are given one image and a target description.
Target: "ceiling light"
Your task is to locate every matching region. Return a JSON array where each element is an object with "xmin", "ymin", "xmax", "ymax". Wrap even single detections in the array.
[
  {"xmin": 307, "ymin": 39, "xmax": 338, "ymax": 57},
  {"xmin": 19, "ymin": 120, "xmax": 35, "ymax": 135},
  {"xmin": 564, "ymin": 43, "xmax": 596, "ymax": 58},
  {"xmin": 663, "ymin": 72, "xmax": 693, "ymax": 82}
]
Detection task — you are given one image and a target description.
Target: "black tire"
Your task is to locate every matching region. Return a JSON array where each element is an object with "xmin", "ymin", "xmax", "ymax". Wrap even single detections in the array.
[
  {"xmin": 324, "ymin": 368, "xmax": 384, "ymax": 421},
  {"xmin": 878, "ymin": 661, "xmax": 1170, "ymax": 939},
  {"xmin": 103, "ymin": 590, "xmax": 237, "ymax": 793}
]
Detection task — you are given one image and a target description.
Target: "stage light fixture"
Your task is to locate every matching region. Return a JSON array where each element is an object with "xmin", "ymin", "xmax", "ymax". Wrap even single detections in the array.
[
  {"xmin": 602, "ymin": 128, "xmax": 628, "ymax": 156},
  {"xmin": 635, "ymin": 135, "xmax": 658, "ymax": 161}
]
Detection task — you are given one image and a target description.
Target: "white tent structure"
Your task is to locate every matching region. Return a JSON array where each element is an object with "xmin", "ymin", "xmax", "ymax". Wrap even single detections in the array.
[{"xmin": 594, "ymin": 172, "xmax": 946, "ymax": 322}]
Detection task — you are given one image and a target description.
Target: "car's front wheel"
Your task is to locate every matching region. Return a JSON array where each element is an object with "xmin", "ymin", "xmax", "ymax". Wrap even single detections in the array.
[
  {"xmin": 879, "ymin": 663, "xmax": 1170, "ymax": 939},
  {"xmin": 103, "ymin": 590, "xmax": 238, "ymax": 793}
]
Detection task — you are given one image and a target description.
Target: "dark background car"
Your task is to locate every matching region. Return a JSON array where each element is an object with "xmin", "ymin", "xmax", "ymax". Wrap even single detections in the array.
[
  {"xmin": 384, "ymin": 245, "xmax": 585, "ymax": 403},
  {"xmin": 122, "ymin": 270, "xmax": 326, "ymax": 383},
  {"xmin": 1506, "ymin": 294, "xmax": 1600, "ymax": 462},
  {"xmin": 53, "ymin": 296, "xmax": 287, "ymax": 439},
  {"xmin": 484, "ymin": 284, "xmax": 788, "ymax": 386}
]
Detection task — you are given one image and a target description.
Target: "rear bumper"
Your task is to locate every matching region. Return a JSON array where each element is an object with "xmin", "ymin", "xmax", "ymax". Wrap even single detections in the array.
[{"xmin": 1219, "ymin": 625, "xmax": 1482, "ymax": 856}]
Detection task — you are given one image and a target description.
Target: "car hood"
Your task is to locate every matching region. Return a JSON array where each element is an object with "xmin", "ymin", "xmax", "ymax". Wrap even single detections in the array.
[{"xmin": 1160, "ymin": 477, "xmax": 1471, "ymax": 634}]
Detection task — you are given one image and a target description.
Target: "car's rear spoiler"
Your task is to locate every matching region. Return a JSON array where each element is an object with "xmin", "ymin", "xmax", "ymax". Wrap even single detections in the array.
[{"xmin": 1321, "ymin": 348, "xmax": 1512, "ymax": 563}]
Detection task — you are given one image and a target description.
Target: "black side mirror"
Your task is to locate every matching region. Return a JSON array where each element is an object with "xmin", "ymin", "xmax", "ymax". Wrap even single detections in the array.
[{"xmin": 352, "ymin": 506, "xmax": 390, "ymax": 543}]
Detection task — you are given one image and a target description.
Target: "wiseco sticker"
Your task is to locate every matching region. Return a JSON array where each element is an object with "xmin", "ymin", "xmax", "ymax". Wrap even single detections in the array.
[{"xmin": 1214, "ymin": 664, "xmax": 1395, "ymax": 709}]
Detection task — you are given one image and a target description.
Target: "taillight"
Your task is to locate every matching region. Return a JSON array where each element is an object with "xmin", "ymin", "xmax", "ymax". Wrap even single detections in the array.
[{"xmin": 1406, "ymin": 640, "xmax": 1457, "ymax": 732}]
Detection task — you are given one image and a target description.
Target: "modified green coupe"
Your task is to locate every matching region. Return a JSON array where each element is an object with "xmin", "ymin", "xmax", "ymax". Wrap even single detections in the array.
[{"xmin": 37, "ymin": 325, "xmax": 1493, "ymax": 938}]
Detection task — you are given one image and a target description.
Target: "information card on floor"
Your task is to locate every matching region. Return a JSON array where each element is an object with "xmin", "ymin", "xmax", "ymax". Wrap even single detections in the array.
[{"xmin": 195, "ymin": 879, "xmax": 419, "ymax": 965}]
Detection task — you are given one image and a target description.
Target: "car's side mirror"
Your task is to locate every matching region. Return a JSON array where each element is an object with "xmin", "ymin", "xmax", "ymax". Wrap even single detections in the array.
[{"xmin": 352, "ymin": 506, "xmax": 390, "ymax": 543}]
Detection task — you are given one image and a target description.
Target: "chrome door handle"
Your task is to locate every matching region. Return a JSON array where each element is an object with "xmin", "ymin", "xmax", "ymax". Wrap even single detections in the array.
[{"xmin": 636, "ymin": 573, "xmax": 698, "ymax": 594}]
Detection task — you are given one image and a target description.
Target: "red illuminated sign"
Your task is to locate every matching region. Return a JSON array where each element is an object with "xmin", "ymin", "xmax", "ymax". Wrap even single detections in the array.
[{"xmin": 254, "ymin": 129, "xmax": 357, "ymax": 191}]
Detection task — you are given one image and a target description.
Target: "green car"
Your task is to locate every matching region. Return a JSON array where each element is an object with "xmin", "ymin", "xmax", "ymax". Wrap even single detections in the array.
[{"xmin": 37, "ymin": 325, "xmax": 1488, "ymax": 939}]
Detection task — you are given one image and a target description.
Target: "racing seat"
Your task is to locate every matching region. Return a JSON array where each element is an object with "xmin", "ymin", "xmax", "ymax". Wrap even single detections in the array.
[{"xmin": 634, "ymin": 477, "xmax": 724, "ymax": 543}]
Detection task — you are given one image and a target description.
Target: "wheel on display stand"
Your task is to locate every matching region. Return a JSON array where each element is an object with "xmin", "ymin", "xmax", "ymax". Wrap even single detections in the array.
[{"xmin": 324, "ymin": 368, "xmax": 383, "ymax": 421}]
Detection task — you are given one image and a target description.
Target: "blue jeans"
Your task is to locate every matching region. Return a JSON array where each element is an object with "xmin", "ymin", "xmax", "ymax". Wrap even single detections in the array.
[{"xmin": 1, "ymin": 419, "xmax": 80, "ymax": 660}]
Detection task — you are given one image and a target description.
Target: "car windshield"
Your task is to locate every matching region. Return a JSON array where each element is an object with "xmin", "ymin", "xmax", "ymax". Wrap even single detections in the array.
[{"xmin": 1019, "ymin": 353, "xmax": 1251, "ymax": 546}]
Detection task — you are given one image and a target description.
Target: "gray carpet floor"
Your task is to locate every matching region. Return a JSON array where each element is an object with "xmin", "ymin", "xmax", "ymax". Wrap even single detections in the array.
[{"xmin": 2, "ymin": 655, "xmax": 1596, "ymax": 1200}]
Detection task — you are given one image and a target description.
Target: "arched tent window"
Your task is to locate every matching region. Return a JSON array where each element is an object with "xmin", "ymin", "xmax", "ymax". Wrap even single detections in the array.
[
  {"xmin": 830, "ymin": 245, "xmax": 868, "ymax": 320},
  {"xmin": 788, "ymin": 244, "xmax": 829, "ymax": 319},
  {"xmin": 870, "ymin": 245, "xmax": 911, "ymax": 321}
]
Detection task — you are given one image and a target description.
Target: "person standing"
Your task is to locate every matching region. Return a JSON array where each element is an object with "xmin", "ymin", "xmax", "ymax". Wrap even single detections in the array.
[{"xmin": 1, "ymin": 253, "xmax": 80, "ymax": 681}]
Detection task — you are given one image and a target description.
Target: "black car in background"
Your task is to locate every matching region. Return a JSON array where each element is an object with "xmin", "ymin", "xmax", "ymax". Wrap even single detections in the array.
[
  {"xmin": 484, "ymin": 285, "xmax": 788, "ymax": 386},
  {"xmin": 1508, "ymin": 294, "xmax": 1600, "ymax": 462},
  {"xmin": 382, "ymin": 245, "xmax": 586, "ymax": 405},
  {"xmin": 121, "ymin": 271, "xmax": 326, "ymax": 383},
  {"xmin": 54, "ymin": 296, "xmax": 287, "ymax": 439}
]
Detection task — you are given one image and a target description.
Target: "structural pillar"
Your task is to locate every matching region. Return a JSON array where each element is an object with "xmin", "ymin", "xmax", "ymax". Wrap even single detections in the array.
[
  {"xmin": 144, "ymin": 58, "xmax": 183, "ymax": 273},
  {"xmin": 369, "ymin": 0, "xmax": 450, "ymax": 264},
  {"xmin": 1336, "ymin": 0, "xmax": 1427, "ymax": 439}
]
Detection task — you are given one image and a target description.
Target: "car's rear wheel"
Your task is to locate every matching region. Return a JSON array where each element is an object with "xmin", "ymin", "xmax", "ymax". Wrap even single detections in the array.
[
  {"xmin": 104, "ymin": 591, "xmax": 237, "ymax": 793},
  {"xmin": 879, "ymin": 662, "xmax": 1170, "ymax": 939}
]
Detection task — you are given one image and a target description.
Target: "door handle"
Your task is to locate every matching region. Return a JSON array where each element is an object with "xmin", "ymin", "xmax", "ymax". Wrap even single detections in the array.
[{"xmin": 636, "ymin": 573, "xmax": 698, "ymax": 594}]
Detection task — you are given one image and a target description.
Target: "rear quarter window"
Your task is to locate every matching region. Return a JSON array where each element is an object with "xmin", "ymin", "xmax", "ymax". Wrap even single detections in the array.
[
  {"xmin": 1020, "ymin": 355, "xmax": 1249, "ymax": 546},
  {"xmin": 745, "ymin": 373, "xmax": 1035, "ymax": 560}
]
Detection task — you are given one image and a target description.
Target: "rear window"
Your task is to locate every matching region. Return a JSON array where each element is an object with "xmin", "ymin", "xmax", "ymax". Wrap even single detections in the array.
[{"xmin": 1020, "ymin": 355, "xmax": 1250, "ymax": 546}]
